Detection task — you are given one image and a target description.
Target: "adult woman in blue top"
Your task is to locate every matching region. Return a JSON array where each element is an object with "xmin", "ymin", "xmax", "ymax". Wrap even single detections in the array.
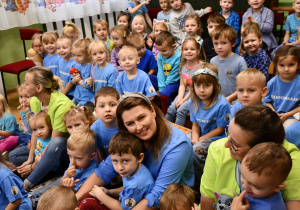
[{"xmin": 76, "ymin": 92, "xmax": 194, "ymax": 209}]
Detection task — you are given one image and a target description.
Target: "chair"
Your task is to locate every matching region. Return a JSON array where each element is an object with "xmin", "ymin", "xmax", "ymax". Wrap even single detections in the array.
[
  {"xmin": 148, "ymin": 8, "xmax": 162, "ymax": 21},
  {"xmin": 273, "ymin": 12, "xmax": 284, "ymax": 44},
  {"xmin": 0, "ymin": 29, "xmax": 42, "ymax": 99}
]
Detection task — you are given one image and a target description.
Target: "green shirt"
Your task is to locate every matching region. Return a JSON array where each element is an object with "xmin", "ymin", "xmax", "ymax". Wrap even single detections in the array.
[
  {"xmin": 30, "ymin": 91, "xmax": 74, "ymax": 133},
  {"xmin": 200, "ymin": 138, "xmax": 300, "ymax": 202}
]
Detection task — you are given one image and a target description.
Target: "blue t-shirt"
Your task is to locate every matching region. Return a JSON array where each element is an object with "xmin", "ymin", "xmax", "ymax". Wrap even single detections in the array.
[
  {"xmin": 90, "ymin": 119, "xmax": 118, "ymax": 155},
  {"xmin": 127, "ymin": 1, "xmax": 148, "ymax": 20},
  {"xmin": 93, "ymin": 63, "xmax": 119, "ymax": 94},
  {"xmin": 189, "ymin": 95, "xmax": 231, "ymax": 141},
  {"xmin": 137, "ymin": 49, "xmax": 158, "ymax": 74},
  {"xmin": 230, "ymin": 101, "xmax": 268, "ymax": 120},
  {"xmin": 157, "ymin": 10, "xmax": 172, "ymax": 23},
  {"xmin": 0, "ymin": 163, "xmax": 32, "ymax": 210},
  {"xmin": 73, "ymin": 63, "xmax": 94, "ymax": 105},
  {"xmin": 245, "ymin": 191, "xmax": 286, "ymax": 210},
  {"xmin": 35, "ymin": 136, "xmax": 51, "ymax": 156},
  {"xmin": 0, "ymin": 113, "xmax": 22, "ymax": 139},
  {"xmin": 116, "ymin": 70, "xmax": 157, "ymax": 98},
  {"xmin": 263, "ymin": 75, "xmax": 300, "ymax": 114},
  {"xmin": 95, "ymin": 125, "xmax": 194, "ymax": 208},
  {"xmin": 284, "ymin": 13, "xmax": 300, "ymax": 42},
  {"xmin": 120, "ymin": 164, "xmax": 155, "ymax": 210},
  {"xmin": 43, "ymin": 53, "xmax": 61, "ymax": 76},
  {"xmin": 58, "ymin": 59, "xmax": 77, "ymax": 96}
]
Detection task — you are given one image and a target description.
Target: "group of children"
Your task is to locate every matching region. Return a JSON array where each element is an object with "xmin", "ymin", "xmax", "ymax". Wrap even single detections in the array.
[{"xmin": 1, "ymin": 0, "xmax": 300, "ymax": 209}]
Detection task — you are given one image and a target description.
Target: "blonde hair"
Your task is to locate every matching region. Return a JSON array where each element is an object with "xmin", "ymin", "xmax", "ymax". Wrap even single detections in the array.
[
  {"xmin": 111, "ymin": 25, "xmax": 130, "ymax": 49},
  {"xmin": 67, "ymin": 127, "xmax": 96, "ymax": 154},
  {"xmin": 42, "ymin": 31, "xmax": 59, "ymax": 43},
  {"xmin": 64, "ymin": 106, "xmax": 96, "ymax": 127},
  {"xmin": 31, "ymin": 33, "xmax": 43, "ymax": 44},
  {"xmin": 93, "ymin": 19, "xmax": 109, "ymax": 34},
  {"xmin": 27, "ymin": 110, "xmax": 52, "ymax": 132},
  {"xmin": 0, "ymin": 94, "xmax": 10, "ymax": 114},
  {"xmin": 185, "ymin": 13, "xmax": 202, "ymax": 36},
  {"xmin": 239, "ymin": 22, "xmax": 262, "ymax": 54},
  {"xmin": 57, "ymin": 37, "xmax": 72, "ymax": 48},
  {"xmin": 131, "ymin": 15, "xmax": 146, "ymax": 33},
  {"xmin": 236, "ymin": 68, "xmax": 266, "ymax": 88},
  {"xmin": 62, "ymin": 21, "xmax": 81, "ymax": 40},
  {"xmin": 118, "ymin": 46, "xmax": 138, "ymax": 58},
  {"xmin": 72, "ymin": 37, "xmax": 93, "ymax": 60},
  {"xmin": 88, "ymin": 40, "xmax": 109, "ymax": 62},
  {"xmin": 191, "ymin": 62, "xmax": 221, "ymax": 111}
]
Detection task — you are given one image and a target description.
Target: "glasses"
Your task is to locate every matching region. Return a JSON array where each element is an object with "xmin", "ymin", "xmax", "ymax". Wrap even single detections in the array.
[
  {"xmin": 225, "ymin": 126, "xmax": 239, "ymax": 153},
  {"xmin": 33, "ymin": 45, "xmax": 43, "ymax": 48}
]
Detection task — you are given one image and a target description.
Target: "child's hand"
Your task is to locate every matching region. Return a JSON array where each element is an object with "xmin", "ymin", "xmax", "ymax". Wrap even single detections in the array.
[
  {"xmin": 278, "ymin": 113, "xmax": 289, "ymax": 123},
  {"xmin": 205, "ymin": 7, "xmax": 212, "ymax": 13},
  {"xmin": 176, "ymin": 99, "xmax": 184, "ymax": 108},
  {"xmin": 143, "ymin": 0, "xmax": 150, "ymax": 5},
  {"xmin": 89, "ymin": 185, "xmax": 106, "ymax": 199},
  {"xmin": 231, "ymin": 190, "xmax": 250, "ymax": 210},
  {"xmin": 86, "ymin": 77, "xmax": 93, "ymax": 86},
  {"xmin": 17, "ymin": 103, "xmax": 29, "ymax": 112},
  {"xmin": 17, "ymin": 164, "xmax": 32, "ymax": 177},
  {"xmin": 67, "ymin": 164, "xmax": 77, "ymax": 177},
  {"xmin": 72, "ymin": 75, "xmax": 81, "ymax": 84},
  {"xmin": 146, "ymin": 35, "xmax": 154, "ymax": 48},
  {"xmin": 246, "ymin": 15, "xmax": 253, "ymax": 22},
  {"xmin": 191, "ymin": 203, "xmax": 200, "ymax": 210},
  {"xmin": 62, "ymin": 177, "xmax": 80, "ymax": 188}
]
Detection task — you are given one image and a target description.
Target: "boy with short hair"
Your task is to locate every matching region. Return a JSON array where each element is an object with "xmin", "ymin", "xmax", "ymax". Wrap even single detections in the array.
[
  {"xmin": 232, "ymin": 142, "xmax": 292, "ymax": 209},
  {"xmin": 93, "ymin": 19, "xmax": 114, "ymax": 53},
  {"xmin": 116, "ymin": 46, "xmax": 157, "ymax": 99},
  {"xmin": 210, "ymin": 24, "xmax": 247, "ymax": 104},
  {"xmin": 203, "ymin": 14, "xmax": 226, "ymax": 62},
  {"xmin": 230, "ymin": 68, "xmax": 268, "ymax": 119},
  {"xmin": 91, "ymin": 87, "xmax": 119, "ymax": 160},
  {"xmin": 89, "ymin": 132, "xmax": 155, "ymax": 210},
  {"xmin": 156, "ymin": 31, "xmax": 181, "ymax": 115}
]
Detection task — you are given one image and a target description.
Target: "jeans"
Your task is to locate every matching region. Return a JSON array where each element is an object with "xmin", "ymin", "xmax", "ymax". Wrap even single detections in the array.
[
  {"xmin": 24, "ymin": 136, "xmax": 69, "ymax": 188},
  {"xmin": 9, "ymin": 146, "xmax": 30, "ymax": 166}
]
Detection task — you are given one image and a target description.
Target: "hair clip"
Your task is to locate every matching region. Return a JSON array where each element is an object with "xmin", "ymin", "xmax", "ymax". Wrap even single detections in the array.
[
  {"xmin": 79, "ymin": 106, "xmax": 85, "ymax": 110},
  {"xmin": 192, "ymin": 67, "xmax": 219, "ymax": 81},
  {"xmin": 117, "ymin": 92, "xmax": 151, "ymax": 107},
  {"xmin": 196, "ymin": 38, "xmax": 203, "ymax": 47},
  {"xmin": 72, "ymin": 108, "xmax": 79, "ymax": 113},
  {"xmin": 28, "ymin": 111, "xmax": 35, "ymax": 118}
]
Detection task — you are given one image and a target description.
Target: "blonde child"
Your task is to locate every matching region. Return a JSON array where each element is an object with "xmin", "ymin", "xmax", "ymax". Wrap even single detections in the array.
[
  {"xmin": 93, "ymin": 19, "xmax": 114, "ymax": 53},
  {"xmin": 71, "ymin": 38, "xmax": 95, "ymax": 111},
  {"xmin": 42, "ymin": 31, "xmax": 61, "ymax": 76},
  {"xmin": 0, "ymin": 94, "xmax": 21, "ymax": 153},
  {"xmin": 131, "ymin": 15, "xmax": 147, "ymax": 39},
  {"xmin": 86, "ymin": 40, "xmax": 119, "ymax": 94},
  {"xmin": 110, "ymin": 25, "xmax": 130, "ymax": 73},
  {"xmin": 183, "ymin": 13, "xmax": 203, "ymax": 45},
  {"xmin": 30, "ymin": 33, "xmax": 46, "ymax": 66},
  {"xmin": 57, "ymin": 37, "xmax": 77, "ymax": 98},
  {"xmin": 61, "ymin": 21, "xmax": 81, "ymax": 43},
  {"xmin": 117, "ymin": 11, "xmax": 132, "ymax": 29},
  {"xmin": 160, "ymin": 183, "xmax": 199, "ymax": 210},
  {"xmin": 127, "ymin": 0, "xmax": 153, "ymax": 29},
  {"xmin": 166, "ymin": 38, "xmax": 205, "ymax": 126},
  {"xmin": 157, "ymin": 0, "xmax": 172, "ymax": 24},
  {"xmin": 239, "ymin": 22, "xmax": 271, "ymax": 81},
  {"xmin": 0, "ymin": 152, "xmax": 32, "ymax": 209}
]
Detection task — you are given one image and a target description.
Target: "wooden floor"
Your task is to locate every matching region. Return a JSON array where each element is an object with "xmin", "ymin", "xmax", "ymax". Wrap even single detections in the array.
[{"xmin": 6, "ymin": 88, "xmax": 21, "ymax": 123}]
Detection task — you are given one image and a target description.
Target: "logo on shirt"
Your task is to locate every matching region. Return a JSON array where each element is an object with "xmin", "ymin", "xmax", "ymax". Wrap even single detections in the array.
[
  {"xmin": 225, "ymin": 69, "xmax": 233, "ymax": 77},
  {"xmin": 149, "ymin": 86, "xmax": 155, "ymax": 94},
  {"xmin": 224, "ymin": 113, "xmax": 230, "ymax": 122},
  {"xmin": 178, "ymin": 15, "xmax": 188, "ymax": 28},
  {"xmin": 125, "ymin": 198, "xmax": 136, "ymax": 207},
  {"xmin": 163, "ymin": 63, "xmax": 172, "ymax": 76},
  {"xmin": 11, "ymin": 186, "xmax": 18, "ymax": 196}
]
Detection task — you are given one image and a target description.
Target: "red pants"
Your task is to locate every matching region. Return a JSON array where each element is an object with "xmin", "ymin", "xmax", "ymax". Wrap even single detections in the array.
[{"xmin": 79, "ymin": 193, "xmax": 118, "ymax": 210}]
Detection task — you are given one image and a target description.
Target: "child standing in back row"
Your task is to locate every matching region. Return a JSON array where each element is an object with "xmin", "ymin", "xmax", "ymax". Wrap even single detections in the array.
[
  {"xmin": 127, "ymin": 0, "xmax": 153, "ymax": 29},
  {"xmin": 182, "ymin": 13, "xmax": 204, "ymax": 47}
]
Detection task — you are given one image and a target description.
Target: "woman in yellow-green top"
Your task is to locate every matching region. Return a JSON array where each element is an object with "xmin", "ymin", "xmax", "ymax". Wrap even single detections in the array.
[{"xmin": 200, "ymin": 105, "xmax": 300, "ymax": 210}]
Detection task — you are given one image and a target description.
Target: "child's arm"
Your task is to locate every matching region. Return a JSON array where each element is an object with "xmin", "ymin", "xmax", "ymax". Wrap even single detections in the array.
[
  {"xmin": 283, "ymin": 31, "xmax": 291, "ymax": 45},
  {"xmin": 145, "ymin": 12, "xmax": 153, "ymax": 29},
  {"xmin": 0, "ymin": 130, "xmax": 13, "ymax": 138},
  {"xmin": 89, "ymin": 185, "xmax": 122, "ymax": 210},
  {"xmin": 199, "ymin": 126, "xmax": 225, "ymax": 141},
  {"xmin": 127, "ymin": 0, "xmax": 150, "ymax": 15},
  {"xmin": 176, "ymin": 75, "xmax": 191, "ymax": 108},
  {"xmin": 194, "ymin": 7, "xmax": 212, "ymax": 18},
  {"xmin": 265, "ymin": 102, "xmax": 275, "ymax": 111},
  {"xmin": 148, "ymin": 68, "xmax": 156, "ymax": 75},
  {"xmin": 191, "ymin": 122, "xmax": 201, "ymax": 145},
  {"xmin": 226, "ymin": 91, "xmax": 237, "ymax": 104},
  {"xmin": 17, "ymin": 135, "xmax": 37, "ymax": 176},
  {"xmin": 279, "ymin": 106, "xmax": 300, "ymax": 123},
  {"xmin": 62, "ymin": 82, "xmax": 73, "ymax": 95},
  {"xmin": 258, "ymin": 9, "xmax": 274, "ymax": 34},
  {"xmin": 60, "ymin": 165, "xmax": 76, "ymax": 185},
  {"xmin": 231, "ymin": 190, "xmax": 250, "ymax": 210},
  {"xmin": 5, "ymin": 198, "xmax": 22, "ymax": 210}
]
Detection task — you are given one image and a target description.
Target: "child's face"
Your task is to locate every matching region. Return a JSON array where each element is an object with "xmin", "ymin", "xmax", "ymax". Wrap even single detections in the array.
[
  {"xmin": 293, "ymin": 0, "xmax": 300, "ymax": 13},
  {"xmin": 31, "ymin": 118, "xmax": 51, "ymax": 140},
  {"xmin": 32, "ymin": 38, "xmax": 45, "ymax": 55},
  {"xmin": 220, "ymin": 0, "xmax": 234, "ymax": 12},
  {"xmin": 277, "ymin": 55, "xmax": 299, "ymax": 82},
  {"xmin": 94, "ymin": 24, "xmax": 109, "ymax": 41},
  {"xmin": 185, "ymin": 19, "xmax": 200, "ymax": 37},
  {"xmin": 19, "ymin": 89, "xmax": 31, "ymax": 107},
  {"xmin": 118, "ymin": 50, "xmax": 140, "ymax": 72},
  {"xmin": 154, "ymin": 24, "xmax": 167, "ymax": 36},
  {"xmin": 194, "ymin": 82, "xmax": 214, "ymax": 103},
  {"xmin": 133, "ymin": 42, "xmax": 146, "ymax": 58},
  {"xmin": 156, "ymin": 41, "xmax": 175, "ymax": 59},
  {"xmin": 57, "ymin": 39, "xmax": 72, "ymax": 59},
  {"xmin": 182, "ymin": 40, "xmax": 199, "ymax": 61},
  {"xmin": 117, "ymin": 16, "xmax": 130, "ymax": 27},
  {"xmin": 90, "ymin": 46, "xmax": 108, "ymax": 68},
  {"xmin": 94, "ymin": 95, "xmax": 118, "ymax": 126},
  {"xmin": 65, "ymin": 117, "xmax": 89, "ymax": 134},
  {"xmin": 111, "ymin": 31, "xmax": 124, "ymax": 48},
  {"xmin": 111, "ymin": 152, "xmax": 143, "ymax": 177},
  {"xmin": 67, "ymin": 149, "xmax": 94, "ymax": 170},
  {"xmin": 236, "ymin": 78, "xmax": 267, "ymax": 107},
  {"xmin": 170, "ymin": 0, "xmax": 183, "ymax": 11},
  {"xmin": 248, "ymin": 0, "xmax": 265, "ymax": 11},
  {"xmin": 159, "ymin": 0, "xmax": 170, "ymax": 11},
  {"xmin": 72, "ymin": 48, "xmax": 88, "ymax": 65},
  {"xmin": 43, "ymin": 39, "xmax": 57, "ymax": 54},
  {"xmin": 243, "ymin": 32, "xmax": 262, "ymax": 56},
  {"xmin": 207, "ymin": 22, "xmax": 220, "ymax": 37},
  {"xmin": 132, "ymin": 18, "xmax": 145, "ymax": 33},
  {"xmin": 213, "ymin": 36, "xmax": 235, "ymax": 59}
]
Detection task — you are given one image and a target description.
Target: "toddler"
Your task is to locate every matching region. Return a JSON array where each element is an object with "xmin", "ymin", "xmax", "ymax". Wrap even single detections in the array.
[
  {"xmin": 93, "ymin": 19, "xmax": 114, "ymax": 53},
  {"xmin": 117, "ymin": 11, "xmax": 132, "ymax": 29},
  {"xmin": 183, "ymin": 13, "xmax": 203, "ymax": 43},
  {"xmin": 88, "ymin": 132, "xmax": 155, "ymax": 210},
  {"xmin": 232, "ymin": 142, "xmax": 291, "ymax": 210},
  {"xmin": 157, "ymin": 0, "xmax": 172, "ymax": 25},
  {"xmin": 61, "ymin": 21, "xmax": 81, "ymax": 43},
  {"xmin": 127, "ymin": 0, "xmax": 153, "ymax": 29}
]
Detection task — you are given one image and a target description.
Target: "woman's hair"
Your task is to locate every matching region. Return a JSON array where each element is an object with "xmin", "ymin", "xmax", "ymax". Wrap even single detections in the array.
[
  {"xmin": 72, "ymin": 37, "xmax": 93, "ymax": 58},
  {"xmin": 63, "ymin": 106, "xmax": 95, "ymax": 126},
  {"xmin": 180, "ymin": 38, "xmax": 206, "ymax": 70},
  {"xmin": 88, "ymin": 40, "xmax": 109, "ymax": 62},
  {"xmin": 61, "ymin": 21, "xmax": 81, "ymax": 40},
  {"xmin": 0, "ymin": 94, "xmax": 10, "ymax": 115},
  {"xmin": 110, "ymin": 25, "xmax": 130, "ymax": 48},
  {"xmin": 117, "ymin": 97, "xmax": 171, "ymax": 161},
  {"xmin": 239, "ymin": 22, "xmax": 262, "ymax": 54},
  {"xmin": 160, "ymin": 184, "xmax": 196, "ymax": 210},
  {"xmin": 117, "ymin": 12, "xmax": 132, "ymax": 26},
  {"xmin": 93, "ymin": 19, "xmax": 109, "ymax": 34},
  {"xmin": 234, "ymin": 105, "xmax": 285, "ymax": 147},
  {"xmin": 42, "ymin": 31, "xmax": 59, "ymax": 43},
  {"xmin": 27, "ymin": 110, "xmax": 52, "ymax": 129},
  {"xmin": 191, "ymin": 62, "xmax": 220, "ymax": 112},
  {"xmin": 185, "ymin": 13, "xmax": 202, "ymax": 36},
  {"xmin": 273, "ymin": 45, "xmax": 300, "ymax": 67},
  {"xmin": 27, "ymin": 66, "xmax": 63, "ymax": 92},
  {"xmin": 131, "ymin": 15, "xmax": 146, "ymax": 33}
]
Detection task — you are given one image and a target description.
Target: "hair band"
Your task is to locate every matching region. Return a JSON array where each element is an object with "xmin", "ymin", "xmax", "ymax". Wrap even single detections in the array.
[
  {"xmin": 192, "ymin": 68, "xmax": 219, "ymax": 81},
  {"xmin": 117, "ymin": 92, "xmax": 151, "ymax": 107}
]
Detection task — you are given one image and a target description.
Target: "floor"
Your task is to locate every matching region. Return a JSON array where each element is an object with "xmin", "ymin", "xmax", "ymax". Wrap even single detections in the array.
[{"xmin": 6, "ymin": 88, "xmax": 21, "ymax": 124}]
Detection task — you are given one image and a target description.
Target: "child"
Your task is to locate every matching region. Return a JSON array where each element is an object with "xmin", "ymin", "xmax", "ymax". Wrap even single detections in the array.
[
  {"xmin": 231, "ymin": 68, "xmax": 268, "ymax": 119},
  {"xmin": 156, "ymin": 31, "xmax": 181, "ymax": 115},
  {"xmin": 131, "ymin": 15, "xmax": 147, "ymax": 39},
  {"xmin": 61, "ymin": 21, "xmax": 81, "ymax": 43},
  {"xmin": 117, "ymin": 11, "xmax": 132, "ymax": 29},
  {"xmin": 88, "ymin": 131, "xmax": 155, "ymax": 210},
  {"xmin": 87, "ymin": 40, "xmax": 119, "ymax": 94},
  {"xmin": 31, "ymin": 33, "xmax": 47, "ymax": 62},
  {"xmin": 71, "ymin": 38, "xmax": 95, "ymax": 111},
  {"xmin": 264, "ymin": 45, "xmax": 300, "ymax": 128},
  {"xmin": 116, "ymin": 46, "xmax": 157, "ymax": 99},
  {"xmin": 210, "ymin": 24, "xmax": 248, "ymax": 104},
  {"xmin": 183, "ymin": 13, "xmax": 203, "ymax": 44},
  {"xmin": 189, "ymin": 62, "xmax": 230, "ymax": 171},
  {"xmin": 0, "ymin": 152, "xmax": 32, "ymax": 210},
  {"xmin": 91, "ymin": 87, "xmax": 119, "ymax": 161},
  {"xmin": 219, "ymin": 0, "xmax": 240, "ymax": 51},
  {"xmin": 57, "ymin": 37, "xmax": 77, "ymax": 99},
  {"xmin": 93, "ymin": 19, "xmax": 114, "ymax": 53},
  {"xmin": 239, "ymin": 22, "xmax": 271, "ymax": 81},
  {"xmin": 203, "ymin": 14, "xmax": 226, "ymax": 62},
  {"xmin": 160, "ymin": 183, "xmax": 198, "ymax": 210},
  {"xmin": 157, "ymin": 0, "xmax": 172, "ymax": 25},
  {"xmin": 110, "ymin": 25, "xmax": 130, "ymax": 73},
  {"xmin": 231, "ymin": 142, "xmax": 292, "ymax": 210},
  {"xmin": 242, "ymin": 0, "xmax": 277, "ymax": 51},
  {"xmin": 37, "ymin": 185, "xmax": 79, "ymax": 210},
  {"xmin": 166, "ymin": 38, "xmax": 205, "ymax": 126},
  {"xmin": 0, "ymin": 94, "xmax": 21, "ymax": 153},
  {"xmin": 127, "ymin": 0, "xmax": 153, "ymax": 29},
  {"xmin": 169, "ymin": 0, "xmax": 211, "ymax": 47},
  {"xmin": 42, "ymin": 31, "xmax": 61, "ymax": 76}
]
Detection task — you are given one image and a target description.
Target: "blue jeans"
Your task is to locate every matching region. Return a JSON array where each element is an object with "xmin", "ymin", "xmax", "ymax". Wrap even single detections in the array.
[
  {"xmin": 160, "ymin": 82, "xmax": 180, "ymax": 105},
  {"xmin": 165, "ymin": 91, "xmax": 190, "ymax": 126},
  {"xmin": 24, "ymin": 136, "xmax": 69, "ymax": 188},
  {"xmin": 9, "ymin": 146, "xmax": 30, "ymax": 166}
]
